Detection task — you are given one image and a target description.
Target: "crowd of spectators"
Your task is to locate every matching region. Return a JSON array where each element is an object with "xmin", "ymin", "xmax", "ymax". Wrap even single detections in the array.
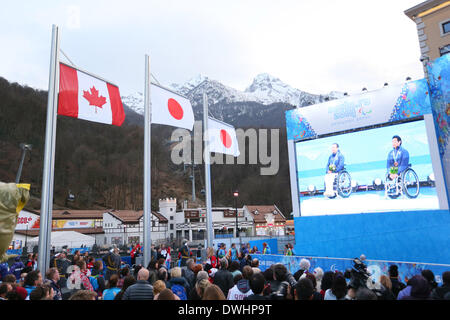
[{"xmin": 1, "ymin": 241, "xmax": 449, "ymax": 301}]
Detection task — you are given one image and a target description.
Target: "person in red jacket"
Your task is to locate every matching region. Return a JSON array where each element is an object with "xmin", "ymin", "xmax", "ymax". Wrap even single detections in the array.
[
  {"xmin": 204, "ymin": 247, "xmax": 218, "ymax": 269},
  {"xmin": 86, "ymin": 257, "xmax": 95, "ymax": 272}
]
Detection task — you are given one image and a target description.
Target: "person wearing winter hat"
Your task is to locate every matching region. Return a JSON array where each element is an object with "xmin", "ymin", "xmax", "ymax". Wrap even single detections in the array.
[
  {"xmin": 227, "ymin": 265, "xmax": 254, "ymax": 300},
  {"xmin": 294, "ymin": 258, "xmax": 311, "ymax": 281},
  {"xmin": 208, "ymin": 268, "xmax": 218, "ymax": 282},
  {"xmin": 13, "ymin": 285, "xmax": 28, "ymax": 300},
  {"xmin": 196, "ymin": 270, "xmax": 209, "ymax": 282}
]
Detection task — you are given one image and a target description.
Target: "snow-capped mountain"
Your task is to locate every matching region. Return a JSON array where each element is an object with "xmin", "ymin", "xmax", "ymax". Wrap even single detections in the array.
[
  {"xmin": 121, "ymin": 74, "xmax": 343, "ymax": 128},
  {"xmin": 121, "ymin": 91, "xmax": 144, "ymax": 115},
  {"xmin": 244, "ymin": 73, "xmax": 321, "ymax": 107}
]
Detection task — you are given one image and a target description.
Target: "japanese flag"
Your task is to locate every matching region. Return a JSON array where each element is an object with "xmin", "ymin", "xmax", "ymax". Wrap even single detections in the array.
[
  {"xmin": 207, "ymin": 117, "xmax": 240, "ymax": 157},
  {"xmin": 151, "ymin": 83, "xmax": 194, "ymax": 131},
  {"xmin": 58, "ymin": 63, "xmax": 125, "ymax": 126}
]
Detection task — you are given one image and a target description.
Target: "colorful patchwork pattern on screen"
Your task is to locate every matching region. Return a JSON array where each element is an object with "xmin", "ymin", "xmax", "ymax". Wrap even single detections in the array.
[
  {"xmin": 285, "ymin": 110, "xmax": 317, "ymax": 141},
  {"xmin": 427, "ymin": 54, "xmax": 450, "ymax": 155},
  {"xmin": 388, "ymin": 78, "xmax": 431, "ymax": 122}
]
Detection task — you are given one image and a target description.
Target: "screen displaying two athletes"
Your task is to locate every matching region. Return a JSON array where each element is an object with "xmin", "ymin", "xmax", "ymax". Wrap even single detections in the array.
[{"xmin": 323, "ymin": 136, "xmax": 410, "ymax": 199}]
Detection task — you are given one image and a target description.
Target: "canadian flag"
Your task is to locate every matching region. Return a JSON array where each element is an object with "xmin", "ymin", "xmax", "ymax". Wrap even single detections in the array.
[
  {"xmin": 151, "ymin": 83, "xmax": 194, "ymax": 131},
  {"xmin": 207, "ymin": 117, "xmax": 240, "ymax": 157},
  {"xmin": 58, "ymin": 63, "xmax": 125, "ymax": 126}
]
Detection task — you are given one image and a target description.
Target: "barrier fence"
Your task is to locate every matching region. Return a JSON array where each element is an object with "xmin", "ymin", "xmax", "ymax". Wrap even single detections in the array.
[{"xmin": 251, "ymin": 254, "xmax": 450, "ymax": 285}]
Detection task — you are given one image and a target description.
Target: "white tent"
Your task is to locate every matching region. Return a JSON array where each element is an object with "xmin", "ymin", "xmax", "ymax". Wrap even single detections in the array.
[{"xmin": 29, "ymin": 230, "xmax": 95, "ymax": 249}]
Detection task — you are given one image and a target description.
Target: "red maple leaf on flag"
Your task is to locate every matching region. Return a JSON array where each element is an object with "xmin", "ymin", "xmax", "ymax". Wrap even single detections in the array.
[{"xmin": 83, "ymin": 86, "xmax": 107, "ymax": 113}]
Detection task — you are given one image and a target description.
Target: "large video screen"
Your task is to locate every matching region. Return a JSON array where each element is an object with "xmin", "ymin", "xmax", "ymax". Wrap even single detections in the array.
[{"xmin": 295, "ymin": 119, "xmax": 440, "ymax": 216}]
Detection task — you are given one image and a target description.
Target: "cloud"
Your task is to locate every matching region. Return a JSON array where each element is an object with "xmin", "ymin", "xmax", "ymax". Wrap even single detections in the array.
[{"xmin": 0, "ymin": 0, "xmax": 426, "ymax": 97}]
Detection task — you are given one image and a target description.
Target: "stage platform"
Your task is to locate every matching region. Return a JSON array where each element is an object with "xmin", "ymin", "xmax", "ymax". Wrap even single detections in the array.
[{"xmin": 300, "ymin": 187, "xmax": 440, "ymax": 216}]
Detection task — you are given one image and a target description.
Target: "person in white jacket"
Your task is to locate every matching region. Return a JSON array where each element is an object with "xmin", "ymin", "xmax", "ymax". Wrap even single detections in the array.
[{"xmin": 227, "ymin": 266, "xmax": 254, "ymax": 300}]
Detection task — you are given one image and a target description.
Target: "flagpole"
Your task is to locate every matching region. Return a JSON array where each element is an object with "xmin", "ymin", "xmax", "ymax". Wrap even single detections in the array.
[
  {"xmin": 38, "ymin": 24, "xmax": 60, "ymax": 273},
  {"xmin": 203, "ymin": 93, "xmax": 214, "ymax": 248},
  {"xmin": 143, "ymin": 54, "xmax": 152, "ymax": 267}
]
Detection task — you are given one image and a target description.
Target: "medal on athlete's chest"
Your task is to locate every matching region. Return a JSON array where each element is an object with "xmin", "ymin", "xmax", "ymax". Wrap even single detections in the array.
[{"xmin": 393, "ymin": 150, "xmax": 401, "ymax": 168}]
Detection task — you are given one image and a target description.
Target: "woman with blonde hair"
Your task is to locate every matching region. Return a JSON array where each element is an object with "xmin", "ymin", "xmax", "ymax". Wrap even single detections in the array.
[
  {"xmin": 196, "ymin": 279, "xmax": 212, "ymax": 300},
  {"xmin": 168, "ymin": 267, "xmax": 190, "ymax": 299},
  {"xmin": 379, "ymin": 275, "xmax": 395, "ymax": 300},
  {"xmin": 152, "ymin": 280, "xmax": 167, "ymax": 298},
  {"xmin": 202, "ymin": 284, "xmax": 226, "ymax": 300},
  {"xmin": 204, "ymin": 247, "xmax": 218, "ymax": 269}
]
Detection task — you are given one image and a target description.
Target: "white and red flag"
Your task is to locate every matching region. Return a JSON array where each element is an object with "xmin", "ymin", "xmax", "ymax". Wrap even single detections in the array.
[
  {"xmin": 151, "ymin": 83, "xmax": 194, "ymax": 131},
  {"xmin": 58, "ymin": 63, "xmax": 125, "ymax": 126},
  {"xmin": 207, "ymin": 117, "xmax": 240, "ymax": 157}
]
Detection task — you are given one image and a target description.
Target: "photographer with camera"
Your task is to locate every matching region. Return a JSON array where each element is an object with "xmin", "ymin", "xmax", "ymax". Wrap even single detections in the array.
[
  {"xmin": 345, "ymin": 258, "xmax": 392, "ymax": 300},
  {"xmin": 267, "ymin": 264, "xmax": 296, "ymax": 300}
]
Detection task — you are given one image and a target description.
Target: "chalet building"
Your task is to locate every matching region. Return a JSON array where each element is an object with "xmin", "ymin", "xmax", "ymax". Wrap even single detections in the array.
[
  {"xmin": 243, "ymin": 205, "xmax": 287, "ymax": 236},
  {"xmin": 102, "ymin": 209, "xmax": 168, "ymax": 246}
]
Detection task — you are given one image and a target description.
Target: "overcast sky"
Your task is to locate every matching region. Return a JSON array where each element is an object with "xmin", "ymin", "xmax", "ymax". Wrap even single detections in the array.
[{"xmin": 0, "ymin": 0, "xmax": 425, "ymax": 97}]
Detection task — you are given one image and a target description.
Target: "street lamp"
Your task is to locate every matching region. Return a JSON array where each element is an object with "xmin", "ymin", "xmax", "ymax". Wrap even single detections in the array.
[
  {"xmin": 16, "ymin": 143, "xmax": 32, "ymax": 184},
  {"xmin": 233, "ymin": 190, "xmax": 239, "ymax": 238}
]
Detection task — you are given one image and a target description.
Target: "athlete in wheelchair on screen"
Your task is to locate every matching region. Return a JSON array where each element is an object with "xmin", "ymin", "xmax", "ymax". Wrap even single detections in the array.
[
  {"xmin": 385, "ymin": 135, "xmax": 420, "ymax": 199},
  {"xmin": 323, "ymin": 143, "xmax": 352, "ymax": 198}
]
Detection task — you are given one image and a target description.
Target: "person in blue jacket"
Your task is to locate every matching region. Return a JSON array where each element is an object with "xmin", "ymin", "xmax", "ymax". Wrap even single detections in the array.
[
  {"xmin": 387, "ymin": 135, "xmax": 410, "ymax": 180},
  {"xmin": 10, "ymin": 256, "xmax": 25, "ymax": 281},
  {"xmin": 326, "ymin": 143, "xmax": 345, "ymax": 173},
  {"xmin": 324, "ymin": 143, "xmax": 345, "ymax": 197},
  {"xmin": 0, "ymin": 261, "xmax": 10, "ymax": 282}
]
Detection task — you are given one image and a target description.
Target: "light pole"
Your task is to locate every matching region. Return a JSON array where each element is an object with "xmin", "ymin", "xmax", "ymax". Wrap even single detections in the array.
[
  {"xmin": 190, "ymin": 163, "xmax": 196, "ymax": 202},
  {"xmin": 233, "ymin": 190, "xmax": 239, "ymax": 239},
  {"xmin": 25, "ymin": 224, "xmax": 28, "ymax": 253},
  {"xmin": 16, "ymin": 143, "xmax": 32, "ymax": 184}
]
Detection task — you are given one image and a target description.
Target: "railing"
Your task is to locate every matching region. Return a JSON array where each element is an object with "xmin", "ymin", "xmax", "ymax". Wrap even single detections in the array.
[{"xmin": 252, "ymin": 254, "xmax": 450, "ymax": 285}]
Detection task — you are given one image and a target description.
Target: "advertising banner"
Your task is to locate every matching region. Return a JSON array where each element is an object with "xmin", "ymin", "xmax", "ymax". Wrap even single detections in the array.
[
  {"xmin": 286, "ymin": 79, "xmax": 431, "ymax": 141},
  {"xmin": 52, "ymin": 220, "xmax": 95, "ymax": 229},
  {"xmin": 15, "ymin": 210, "xmax": 40, "ymax": 230}
]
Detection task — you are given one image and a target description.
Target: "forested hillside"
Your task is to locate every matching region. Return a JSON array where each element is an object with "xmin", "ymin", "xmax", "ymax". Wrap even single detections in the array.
[{"xmin": 0, "ymin": 77, "xmax": 293, "ymax": 216}]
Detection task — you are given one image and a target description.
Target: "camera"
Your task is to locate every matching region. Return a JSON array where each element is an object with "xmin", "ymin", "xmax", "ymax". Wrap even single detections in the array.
[
  {"xmin": 348, "ymin": 258, "xmax": 371, "ymax": 290},
  {"xmin": 270, "ymin": 281, "xmax": 290, "ymax": 300}
]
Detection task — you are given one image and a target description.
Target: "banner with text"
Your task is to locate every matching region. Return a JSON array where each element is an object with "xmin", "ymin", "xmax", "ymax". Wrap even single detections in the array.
[{"xmin": 286, "ymin": 79, "xmax": 431, "ymax": 141}]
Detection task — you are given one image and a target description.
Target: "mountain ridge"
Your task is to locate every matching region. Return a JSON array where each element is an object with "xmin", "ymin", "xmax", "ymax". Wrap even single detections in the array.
[{"xmin": 121, "ymin": 73, "xmax": 344, "ymax": 128}]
